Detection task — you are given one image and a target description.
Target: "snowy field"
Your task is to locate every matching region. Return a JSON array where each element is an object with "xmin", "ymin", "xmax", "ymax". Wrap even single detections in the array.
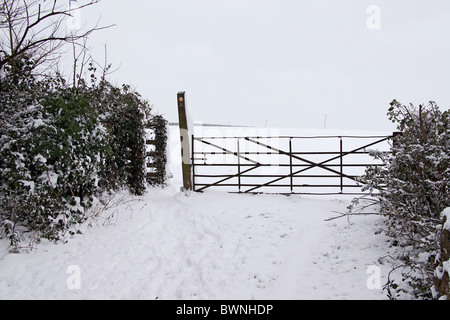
[{"xmin": 0, "ymin": 125, "xmax": 395, "ymax": 300}]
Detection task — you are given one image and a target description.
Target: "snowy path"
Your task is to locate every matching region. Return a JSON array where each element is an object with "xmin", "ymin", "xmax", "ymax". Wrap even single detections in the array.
[{"xmin": 0, "ymin": 187, "xmax": 389, "ymax": 300}]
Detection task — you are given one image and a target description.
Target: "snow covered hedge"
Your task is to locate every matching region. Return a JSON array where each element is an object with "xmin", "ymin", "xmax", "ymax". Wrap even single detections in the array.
[
  {"xmin": 94, "ymin": 81, "xmax": 150, "ymax": 196},
  {"xmin": 433, "ymin": 207, "xmax": 450, "ymax": 300},
  {"xmin": 0, "ymin": 59, "xmax": 161, "ymax": 247},
  {"xmin": 146, "ymin": 115, "xmax": 168, "ymax": 187},
  {"xmin": 361, "ymin": 100, "xmax": 449, "ymax": 299}
]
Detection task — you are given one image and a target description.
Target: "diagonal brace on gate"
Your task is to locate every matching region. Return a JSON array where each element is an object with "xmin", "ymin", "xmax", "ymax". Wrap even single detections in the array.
[
  {"xmin": 194, "ymin": 137, "xmax": 262, "ymax": 192},
  {"xmin": 195, "ymin": 138, "xmax": 260, "ymax": 164},
  {"xmin": 243, "ymin": 136, "xmax": 392, "ymax": 193}
]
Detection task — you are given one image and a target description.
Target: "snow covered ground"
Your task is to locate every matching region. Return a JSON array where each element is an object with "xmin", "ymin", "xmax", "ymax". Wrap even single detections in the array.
[
  {"xmin": 0, "ymin": 188, "xmax": 390, "ymax": 300},
  {"xmin": 0, "ymin": 126, "xmax": 394, "ymax": 300}
]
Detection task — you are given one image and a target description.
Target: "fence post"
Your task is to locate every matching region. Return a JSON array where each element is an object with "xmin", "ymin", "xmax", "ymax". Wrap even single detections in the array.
[
  {"xmin": 289, "ymin": 138, "xmax": 293, "ymax": 193},
  {"xmin": 237, "ymin": 138, "xmax": 241, "ymax": 192},
  {"xmin": 177, "ymin": 91, "xmax": 192, "ymax": 191},
  {"xmin": 191, "ymin": 134, "xmax": 196, "ymax": 191},
  {"xmin": 339, "ymin": 137, "xmax": 343, "ymax": 193}
]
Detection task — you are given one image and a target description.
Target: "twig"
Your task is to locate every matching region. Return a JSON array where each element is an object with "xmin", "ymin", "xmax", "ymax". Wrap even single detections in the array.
[{"xmin": 325, "ymin": 211, "xmax": 380, "ymax": 222}]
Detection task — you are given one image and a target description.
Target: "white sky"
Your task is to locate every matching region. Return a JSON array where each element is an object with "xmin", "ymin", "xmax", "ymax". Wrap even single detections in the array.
[{"xmin": 77, "ymin": 0, "xmax": 450, "ymax": 131}]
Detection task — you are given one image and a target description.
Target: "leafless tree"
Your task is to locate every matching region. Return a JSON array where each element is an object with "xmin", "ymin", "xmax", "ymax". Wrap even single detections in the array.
[{"xmin": 0, "ymin": 0, "xmax": 111, "ymax": 75}]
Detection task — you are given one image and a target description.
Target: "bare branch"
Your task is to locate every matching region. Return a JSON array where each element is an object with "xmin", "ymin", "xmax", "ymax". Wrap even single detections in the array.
[
  {"xmin": 0, "ymin": 0, "xmax": 111, "ymax": 75},
  {"xmin": 324, "ymin": 211, "xmax": 380, "ymax": 222}
]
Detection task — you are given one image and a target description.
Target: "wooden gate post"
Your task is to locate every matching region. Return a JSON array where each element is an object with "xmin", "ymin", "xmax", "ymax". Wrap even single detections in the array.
[{"xmin": 177, "ymin": 91, "xmax": 192, "ymax": 191}]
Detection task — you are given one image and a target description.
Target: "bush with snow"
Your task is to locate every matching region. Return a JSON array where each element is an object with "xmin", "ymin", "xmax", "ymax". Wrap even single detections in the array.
[
  {"xmin": 0, "ymin": 67, "xmax": 106, "ymax": 244},
  {"xmin": 360, "ymin": 100, "xmax": 449, "ymax": 299},
  {"xmin": 93, "ymin": 80, "xmax": 150, "ymax": 196},
  {"xmin": 433, "ymin": 207, "xmax": 450, "ymax": 300},
  {"xmin": 0, "ymin": 58, "xmax": 161, "ymax": 247}
]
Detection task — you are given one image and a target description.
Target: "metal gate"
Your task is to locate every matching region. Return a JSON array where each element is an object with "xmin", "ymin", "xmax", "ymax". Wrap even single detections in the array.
[{"xmin": 191, "ymin": 134, "xmax": 397, "ymax": 195}]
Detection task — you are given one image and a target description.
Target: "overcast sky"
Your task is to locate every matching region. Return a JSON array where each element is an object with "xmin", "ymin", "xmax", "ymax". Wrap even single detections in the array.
[{"xmin": 77, "ymin": 0, "xmax": 450, "ymax": 131}]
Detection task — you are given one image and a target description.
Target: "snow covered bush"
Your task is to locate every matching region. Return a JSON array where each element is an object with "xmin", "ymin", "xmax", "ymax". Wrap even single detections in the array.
[
  {"xmin": 0, "ymin": 1, "xmax": 161, "ymax": 247},
  {"xmin": 0, "ymin": 68, "xmax": 107, "ymax": 245},
  {"xmin": 433, "ymin": 207, "xmax": 450, "ymax": 300},
  {"xmin": 0, "ymin": 57, "xmax": 162, "ymax": 247},
  {"xmin": 361, "ymin": 100, "xmax": 449, "ymax": 299},
  {"xmin": 93, "ymin": 81, "xmax": 150, "ymax": 196}
]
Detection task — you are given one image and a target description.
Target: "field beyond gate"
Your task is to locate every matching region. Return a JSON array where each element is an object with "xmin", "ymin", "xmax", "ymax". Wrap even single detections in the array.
[{"xmin": 191, "ymin": 133, "xmax": 396, "ymax": 195}]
